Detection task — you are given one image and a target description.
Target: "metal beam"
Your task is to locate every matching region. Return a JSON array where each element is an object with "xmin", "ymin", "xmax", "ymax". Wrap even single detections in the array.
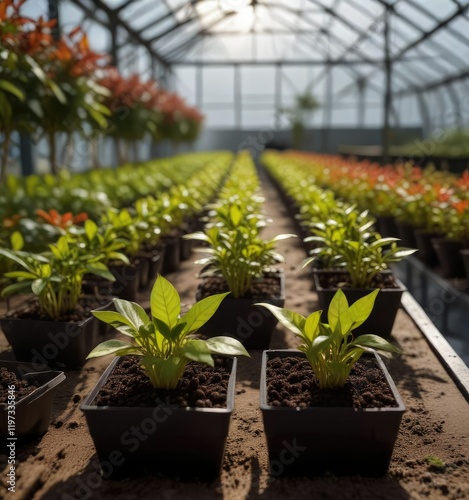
[
  {"xmin": 396, "ymin": 69, "xmax": 469, "ymax": 95},
  {"xmin": 161, "ymin": 11, "xmax": 237, "ymax": 61},
  {"xmin": 68, "ymin": 0, "xmax": 170, "ymax": 68}
]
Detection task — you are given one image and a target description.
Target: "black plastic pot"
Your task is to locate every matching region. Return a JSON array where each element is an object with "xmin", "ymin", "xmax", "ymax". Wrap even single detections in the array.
[
  {"xmin": 313, "ymin": 271, "xmax": 405, "ymax": 338},
  {"xmin": 431, "ymin": 237, "xmax": 466, "ymax": 278},
  {"xmin": 138, "ymin": 258, "xmax": 150, "ymax": 291},
  {"xmin": 81, "ymin": 356, "xmax": 237, "ymax": 479},
  {"xmin": 396, "ymin": 220, "xmax": 417, "ymax": 248},
  {"xmin": 148, "ymin": 247, "xmax": 164, "ymax": 283},
  {"xmin": 0, "ymin": 360, "xmax": 65, "ymax": 438},
  {"xmin": 376, "ymin": 215, "xmax": 398, "ymax": 238},
  {"xmin": 196, "ymin": 273, "xmax": 285, "ymax": 350},
  {"xmin": 161, "ymin": 236, "xmax": 181, "ymax": 274},
  {"xmin": 414, "ymin": 230, "xmax": 441, "ymax": 267},
  {"xmin": 180, "ymin": 235, "xmax": 193, "ymax": 261},
  {"xmin": 0, "ymin": 303, "xmax": 105, "ymax": 370},
  {"xmin": 460, "ymin": 249, "xmax": 469, "ymax": 280},
  {"xmin": 260, "ymin": 350, "xmax": 405, "ymax": 477},
  {"xmin": 108, "ymin": 261, "xmax": 141, "ymax": 301}
]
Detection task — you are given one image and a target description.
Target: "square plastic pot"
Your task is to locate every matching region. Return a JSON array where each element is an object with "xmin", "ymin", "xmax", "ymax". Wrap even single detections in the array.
[
  {"xmin": 161, "ymin": 236, "xmax": 181, "ymax": 274},
  {"xmin": 260, "ymin": 350, "xmax": 405, "ymax": 477},
  {"xmin": 313, "ymin": 271, "xmax": 405, "ymax": 339},
  {"xmin": 431, "ymin": 237, "xmax": 466, "ymax": 278},
  {"xmin": 0, "ymin": 302, "xmax": 107, "ymax": 370},
  {"xmin": 0, "ymin": 360, "xmax": 65, "ymax": 437},
  {"xmin": 81, "ymin": 356, "xmax": 237, "ymax": 479},
  {"xmin": 196, "ymin": 272, "xmax": 285, "ymax": 350}
]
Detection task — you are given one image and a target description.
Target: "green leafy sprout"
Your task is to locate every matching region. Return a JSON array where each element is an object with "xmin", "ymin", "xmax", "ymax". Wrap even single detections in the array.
[
  {"xmin": 87, "ymin": 275, "xmax": 250, "ymax": 389},
  {"xmin": 257, "ymin": 288, "xmax": 402, "ymax": 389}
]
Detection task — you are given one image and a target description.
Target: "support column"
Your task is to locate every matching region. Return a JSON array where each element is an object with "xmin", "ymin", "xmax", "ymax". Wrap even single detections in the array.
[
  {"xmin": 275, "ymin": 64, "xmax": 282, "ymax": 130},
  {"xmin": 357, "ymin": 78, "xmax": 366, "ymax": 128},
  {"xmin": 382, "ymin": 4, "xmax": 393, "ymax": 163},
  {"xmin": 234, "ymin": 64, "xmax": 241, "ymax": 129},
  {"xmin": 322, "ymin": 64, "xmax": 333, "ymax": 153}
]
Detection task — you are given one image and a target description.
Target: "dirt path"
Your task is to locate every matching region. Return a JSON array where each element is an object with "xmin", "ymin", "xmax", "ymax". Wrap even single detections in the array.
[{"xmin": 1, "ymin": 170, "xmax": 469, "ymax": 499}]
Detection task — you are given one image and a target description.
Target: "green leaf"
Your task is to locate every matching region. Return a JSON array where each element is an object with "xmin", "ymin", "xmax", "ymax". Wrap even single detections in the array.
[
  {"xmin": 150, "ymin": 275, "xmax": 180, "ymax": 329},
  {"xmin": 31, "ymin": 278, "xmax": 49, "ymax": 295},
  {"xmin": 303, "ymin": 311, "xmax": 321, "ymax": 341},
  {"xmin": 179, "ymin": 292, "xmax": 229, "ymax": 335},
  {"xmin": 349, "ymin": 334, "xmax": 402, "ymax": 356},
  {"xmin": 179, "ymin": 339, "xmax": 214, "ymax": 366},
  {"xmin": 339, "ymin": 289, "xmax": 379, "ymax": 334},
  {"xmin": 86, "ymin": 262, "xmax": 114, "ymax": 281},
  {"xmin": 255, "ymin": 303, "xmax": 305, "ymax": 335},
  {"xmin": 153, "ymin": 317, "xmax": 172, "ymax": 340},
  {"xmin": 0, "ymin": 248, "xmax": 35, "ymax": 273},
  {"xmin": 0, "ymin": 80, "xmax": 25, "ymax": 101},
  {"xmin": 86, "ymin": 339, "xmax": 136, "ymax": 359},
  {"xmin": 205, "ymin": 336, "xmax": 250, "ymax": 357},
  {"xmin": 1, "ymin": 281, "xmax": 33, "ymax": 297},
  {"xmin": 308, "ymin": 335, "xmax": 332, "ymax": 358},
  {"xmin": 92, "ymin": 310, "xmax": 140, "ymax": 337},
  {"xmin": 328, "ymin": 288, "xmax": 349, "ymax": 333},
  {"xmin": 113, "ymin": 298, "xmax": 149, "ymax": 331},
  {"xmin": 84, "ymin": 219, "xmax": 98, "ymax": 241},
  {"xmin": 10, "ymin": 232, "xmax": 24, "ymax": 251}
]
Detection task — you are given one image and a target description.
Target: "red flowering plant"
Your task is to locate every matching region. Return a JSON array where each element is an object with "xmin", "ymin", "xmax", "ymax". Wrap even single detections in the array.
[
  {"xmin": 0, "ymin": 0, "xmax": 60, "ymax": 181},
  {"xmin": 35, "ymin": 27, "xmax": 110, "ymax": 173},
  {"xmin": 156, "ymin": 91, "xmax": 204, "ymax": 144},
  {"xmin": 98, "ymin": 71, "xmax": 160, "ymax": 163}
]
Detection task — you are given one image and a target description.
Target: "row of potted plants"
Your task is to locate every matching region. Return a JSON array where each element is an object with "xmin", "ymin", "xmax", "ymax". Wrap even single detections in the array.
[
  {"xmin": 273, "ymin": 151, "xmax": 469, "ymax": 280},
  {"xmin": 261, "ymin": 150, "xmax": 416, "ymax": 338},
  {"xmin": 1, "ymin": 150, "xmax": 407, "ymax": 479},
  {"xmin": 0, "ymin": 152, "xmax": 234, "ymax": 371},
  {"xmin": 186, "ymin": 151, "xmax": 295, "ymax": 349}
]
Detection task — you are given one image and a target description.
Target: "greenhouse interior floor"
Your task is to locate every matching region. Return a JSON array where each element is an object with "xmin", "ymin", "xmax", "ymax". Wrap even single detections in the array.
[{"xmin": 1, "ymin": 173, "xmax": 468, "ymax": 500}]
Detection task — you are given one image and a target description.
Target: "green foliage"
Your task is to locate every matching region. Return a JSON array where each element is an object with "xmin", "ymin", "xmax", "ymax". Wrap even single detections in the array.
[
  {"xmin": 88, "ymin": 275, "xmax": 249, "ymax": 389},
  {"xmin": 0, "ymin": 234, "xmax": 114, "ymax": 320},
  {"xmin": 188, "ymin": 152, "xmax": 295, "ymax": 298},
  {"xmin": 257, "ymin": 288, "xmax": 401, "ymax": 389}
]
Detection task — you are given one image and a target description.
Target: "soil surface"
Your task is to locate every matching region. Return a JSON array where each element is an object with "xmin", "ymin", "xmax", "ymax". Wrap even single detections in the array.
[
  {"xmin": 316, "ymin": 270, "xmax": 398, "ymax": 290},
  {"xmin": 197, "ymin": 273, "xmax": 282, "ymax": 300},
  {"xmin": 93, "ymin": 356, "xmax": 230, "ymax": 409},
  {"xmin": 0, "ymin": 169, "xmax": 468, "ymax": 499},
  {"xmin": 0, "ymin": 368, "xmax": 38, "ymax": 404},
  {"xmin": 266, "ymin": 356, "xmax": 397, "ymax": 408},
  {"xmin": 5, "ymin": 295, "xmax": 112, "ymax": 323}
]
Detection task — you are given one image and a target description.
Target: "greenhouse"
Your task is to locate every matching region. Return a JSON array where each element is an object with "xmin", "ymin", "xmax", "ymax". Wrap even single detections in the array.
[{"xmin": 0, "ymin": 1, "xmax": 469, "ymax": 499}]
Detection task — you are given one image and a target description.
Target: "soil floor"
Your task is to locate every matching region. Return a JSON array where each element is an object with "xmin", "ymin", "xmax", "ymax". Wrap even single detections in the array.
[{"xmin": 1, "ymin": 170, "xmax": 469, "ymax": 499}]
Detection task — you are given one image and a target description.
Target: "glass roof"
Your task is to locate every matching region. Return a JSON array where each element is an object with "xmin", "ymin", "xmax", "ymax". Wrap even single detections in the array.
[{"xmin": 72, "ymin": 0, "xmax": 468, "ymax": 94}]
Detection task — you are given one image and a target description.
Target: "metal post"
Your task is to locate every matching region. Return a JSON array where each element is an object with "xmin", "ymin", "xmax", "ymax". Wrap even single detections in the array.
[
  {"xmin": 416, "ymin": 91, "xmax": 431, "ymax": 138},
  {"xmin": 19, "ymin": 133, "xmax": 34, "ymax": 176},
  {"xmin": 275, "ymin": 64, "xmax": 282, "ymax": 130},
  {"xmin": 48, "ymin": 0, "xmax": 60, "ymax": 41},
  {"xmin": 322, "ymin": 65, "xmax": 333, "ymax": 153},
  {"xmin": 196, "ymin": 65, "xmax": 203, "ymax": 110},
  {"xmin": 357, "ymin": 78, "xmax": 366, "ymax": 127},
  {"xmin": 234, "ymin": 64, "xmax": 241, "ymax": 129},
  {"xmin": 382, "ymin": 4, "xmax": 393, "ymax": 163},
  {"xmin": 110, "ymin": 22, "xmax": 118, "ymax": 69}
]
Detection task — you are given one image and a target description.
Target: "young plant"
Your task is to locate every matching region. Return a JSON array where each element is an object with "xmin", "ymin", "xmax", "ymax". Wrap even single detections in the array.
[
  {"xmin": 189, "ymin": 226, "xmax": 294, "ymax": 298},
  {"xmin": 257, "ymin": 288, "xmax": 401, "ymax": 389},
  {"xmin": 0, "ymin": 234, "xmax": 114, "ymax": 320},
  {"xmin": 87, "ymin": 275, "xmax": 250, "ymax": 389}
]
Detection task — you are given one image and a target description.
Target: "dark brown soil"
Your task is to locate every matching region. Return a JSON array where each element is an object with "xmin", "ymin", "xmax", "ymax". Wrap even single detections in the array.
[
  {"xmin": 0, "ymin": 367, "xmax": 39, "ymax": 404},
  {"xmin": 93, "ymin": 356, "xmax": 231, "ymax": 409},
  {"xmin": 5, "ymin": 295, "xmax": 112, "ymax": 322},
  {"xmin": 317, "ymin": 271, "xmax": 398, "ymax": 290},
  {"xmin": 197, "ymin": 272, "xmax": 282, "ymax": 300},
  {"xmin": 266, "ymin": 356, "xmax": 397, "ymax": 408}
]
